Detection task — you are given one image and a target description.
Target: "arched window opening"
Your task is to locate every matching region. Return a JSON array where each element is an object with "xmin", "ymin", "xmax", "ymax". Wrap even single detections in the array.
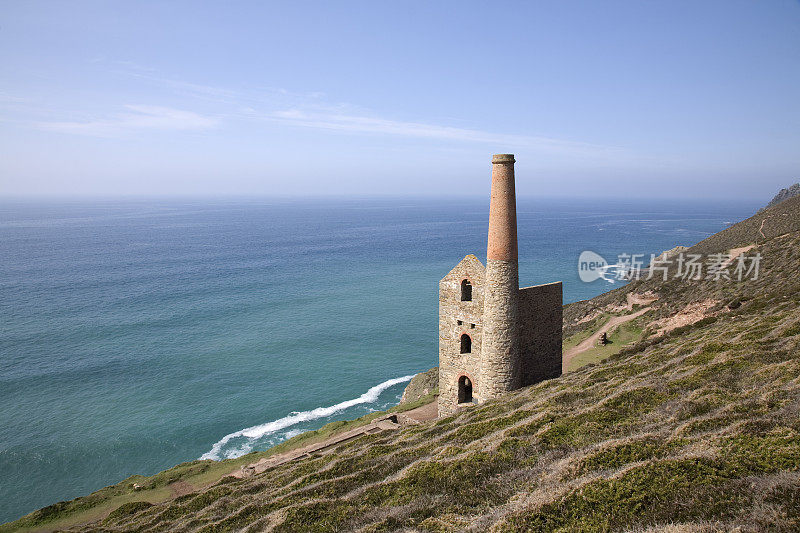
[
  {"xmin": 460, "ymin": 279, "xmax": 472, "ymax": 301},
  {"xmin": 458, "ymin": 376, "xmax": 473, "ymax": 404},
  {"xmin": 460, "ymin": 334, "xmax": 471, "ymax": 354}
]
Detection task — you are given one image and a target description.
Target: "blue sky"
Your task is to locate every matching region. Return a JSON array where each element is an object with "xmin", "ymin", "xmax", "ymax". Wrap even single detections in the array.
[{"xmin": 1, "ymin": 1, "xmax": 798, "ymax": 199}]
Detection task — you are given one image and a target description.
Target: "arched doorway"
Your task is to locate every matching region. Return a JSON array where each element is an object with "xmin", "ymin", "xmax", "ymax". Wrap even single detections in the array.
[
  {"xmin": 458, "ymin": 375, "xmax": 473, "ymax": 404},
  {"xmin": 460, "ymin": 333, "xmax": 471, "ymax": 354}
]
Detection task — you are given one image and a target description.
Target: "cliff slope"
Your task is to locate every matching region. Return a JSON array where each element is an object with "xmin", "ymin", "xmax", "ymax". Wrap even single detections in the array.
[
  {"xmin": 5, "ymin": 198, "xmax": 800, "ymax": 532},
  {"xmin": 764, "ymin": 183, "xmax": 800, "ymax": 210}
]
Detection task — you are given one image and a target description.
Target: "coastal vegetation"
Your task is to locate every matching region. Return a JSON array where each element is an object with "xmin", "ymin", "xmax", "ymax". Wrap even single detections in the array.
[
  {"xmin": 0, "ymin": 393, "xmax": 438, "ymax": 533},
  {"xmin": 3, "ymin": 196, "xmax": 800, "ymax": 532}
]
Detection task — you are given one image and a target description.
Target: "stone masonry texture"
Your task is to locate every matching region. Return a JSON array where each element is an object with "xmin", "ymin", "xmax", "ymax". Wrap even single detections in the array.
[
  {"xmin": 438, "ymin": 255, "xmax": 485, "ymax": 417},
  {"xmin": 518, "ymin": 282, "xmax": 563, "ymax": 385},
  {"xmin": 480, "ymin": 258, "xmax": 520, "ymax": 399},
  {"xmin": 437, "ymin": 154, "xmax": 563, "ymax": 417}
]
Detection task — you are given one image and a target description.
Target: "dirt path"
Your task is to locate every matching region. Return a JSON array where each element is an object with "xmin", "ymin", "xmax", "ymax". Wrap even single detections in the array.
[
  {"xmin": 232, "ymin": 415, "xmax": 400, "ymax": 478},
  {"xmin": 398, "ymin": 398, "xmax": 438, "ymax": 423},
  {"xmin": 562, "ymin": 307, "xmax": 652, "ymax": 372},
  {"xmin": 625, "ymin": 292, "xmax": 657, "ymax": 310},
  {"xmin": 759, "ymin": 213, "xmax": 789, "ymax": 238},
  {"xmin": 232, "ymin": 400, "xmax": 438, "ymax": 479},
  {"xmin": 168, "ymin": 480, "xmax": 196, "ymax": 498}
]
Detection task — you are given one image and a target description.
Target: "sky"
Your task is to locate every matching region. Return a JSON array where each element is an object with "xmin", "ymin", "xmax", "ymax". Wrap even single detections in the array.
[{"xmin": 0, "ymin": 1, "xmax": 798, "ymax": 199}]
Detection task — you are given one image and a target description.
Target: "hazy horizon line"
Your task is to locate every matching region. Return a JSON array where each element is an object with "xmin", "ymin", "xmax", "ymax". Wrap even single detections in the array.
[{"xmin": 0, "ymin": 193, "xmax": 767, "ymax": 205}]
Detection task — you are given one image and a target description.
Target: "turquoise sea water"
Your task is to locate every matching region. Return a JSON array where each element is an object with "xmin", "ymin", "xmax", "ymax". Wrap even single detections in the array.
[{"xmin": 0, "ymin": 197, "xmax": 757, "ymax": 523}]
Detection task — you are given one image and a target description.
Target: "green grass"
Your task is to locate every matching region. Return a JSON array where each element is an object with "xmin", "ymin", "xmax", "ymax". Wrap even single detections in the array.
[
  {"xmin": 7, "ymin": 222, "xmax": 800, "ymax": 532},
  {"xmin": 576, "ymin": 437, "xmax": 687, "ymax": 475},
  {"xmin": 566, "ymin": 321, "xmax": 645, "ymax": 372},
  {"xmin": 501, "ymin": 457, "xmax": 750, "ymax": 532},
  {"xmin": 562, "ymin": 313, "xmax": 610, "ymax": 351},
  {"xmin": 1, "ymin": 394, "xmax": 439, "ymax": 533},
  {"xmin": 0, "ymin": 456, "xmax": 260, "ymax": 533}
]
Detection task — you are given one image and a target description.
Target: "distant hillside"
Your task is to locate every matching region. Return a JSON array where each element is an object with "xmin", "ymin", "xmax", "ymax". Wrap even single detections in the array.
[
  {"xmin": 4, "ymin": 199, "xmax": 800, "ymax": 532},
  {"xmin": 564, "ymin": 194, "xmax": 800, "ymax": 337},
  {"xmin": 690, "ymin": 193, "xmax": 800, "ymax": 256},
  {"xmin": 765, "ymin": 183, "xmax": 800, "ymax": 210}
]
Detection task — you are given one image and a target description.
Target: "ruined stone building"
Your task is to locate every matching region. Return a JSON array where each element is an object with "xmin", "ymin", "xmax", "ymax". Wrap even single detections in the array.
[{"xmin": 438, "ymin": 154, "xmax": 563, "ymax": 417}]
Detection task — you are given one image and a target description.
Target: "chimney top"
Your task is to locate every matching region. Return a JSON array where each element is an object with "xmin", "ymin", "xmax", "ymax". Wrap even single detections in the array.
[
  {"xmin": 492, "ymin": 154, "xmax": 515, "ymax": 164},
  {"xmin": 486, "ymin": 154, "xmax": 518, "ymax": 261}
]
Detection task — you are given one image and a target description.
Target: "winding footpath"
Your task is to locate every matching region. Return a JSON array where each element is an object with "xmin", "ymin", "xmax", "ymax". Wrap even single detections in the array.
[{"xmin": 562, "ymin": 307, "xmax": 652, "ymax": 372}]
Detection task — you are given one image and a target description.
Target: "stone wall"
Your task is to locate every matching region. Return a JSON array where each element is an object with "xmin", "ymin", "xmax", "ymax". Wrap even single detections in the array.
[
  {"xmin": 438, "ymin": 259, "xmax": 563, "ymax": 417},
  {"xmin": 480, "ymin": 258, "xmax": 520, "ymax": 399},
  {"xmin": 438, "ymin": 255, "xmax": 484, "ymax": 417},
  {"xmin": 518, "ymin": 282, "xmax": 563, "ymax": 385}
]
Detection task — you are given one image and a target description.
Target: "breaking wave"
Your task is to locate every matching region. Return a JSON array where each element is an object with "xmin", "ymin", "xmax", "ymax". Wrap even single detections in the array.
[{"xmin": 200, "ymin": 375, "xmax": 414, "ymax": 461}]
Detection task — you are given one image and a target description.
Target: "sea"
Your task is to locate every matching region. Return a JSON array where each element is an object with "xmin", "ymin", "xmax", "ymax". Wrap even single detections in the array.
[{"xmin": 0, "ymin": 196, "xmax": 758, "ymax": 523}]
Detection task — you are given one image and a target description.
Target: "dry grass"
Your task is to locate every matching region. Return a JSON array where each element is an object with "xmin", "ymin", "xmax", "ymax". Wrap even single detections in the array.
[{"xmin": 4, "ymin": 209, "xmax": 800, "ymax": 532}]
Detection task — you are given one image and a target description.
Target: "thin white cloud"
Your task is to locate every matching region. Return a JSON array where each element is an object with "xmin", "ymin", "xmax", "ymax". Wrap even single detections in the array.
[
  {"xmin": 266, "ymin": 108, "xmax": 621, "ymax": 158},
  {"xmin": 0, "ymin": 92, "xmax": 30, "ymax": 104},
  {"xmin": 112, "ymin": 68, "xmax": 622, "ymax": 157},
  {"xmin": 37, "ymin": 105, "xmax": 217, "ymax": 137},
  {"xmin": 31, "ymin": 65, "xmax": 624, "ymax": 159}
]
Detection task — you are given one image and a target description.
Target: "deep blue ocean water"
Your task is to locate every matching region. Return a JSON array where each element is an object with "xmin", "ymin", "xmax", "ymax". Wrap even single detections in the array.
[{"xmin": 0, "ymin": 197, "xmax": 758, "ymax": 523}]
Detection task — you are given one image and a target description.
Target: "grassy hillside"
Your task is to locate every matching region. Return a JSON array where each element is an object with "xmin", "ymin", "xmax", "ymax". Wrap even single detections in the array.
[
  {"xmin": 4, "ymin": 199, "xmax": 800, "ymax": 532},
  {"xmin": 564, "ymin": 194, "xmax": 800, "ymax": 337}
]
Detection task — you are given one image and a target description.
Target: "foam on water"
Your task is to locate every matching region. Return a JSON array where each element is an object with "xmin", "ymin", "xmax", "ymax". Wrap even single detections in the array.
[{"xmin": 200, "ymin": 375, "xmax": 414, "ymax": 460}]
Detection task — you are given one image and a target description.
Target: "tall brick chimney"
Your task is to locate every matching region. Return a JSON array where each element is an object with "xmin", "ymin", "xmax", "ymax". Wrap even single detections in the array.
[{"xmin": 480, "ymin": 154, "xmax": 520, "ymax": 398}]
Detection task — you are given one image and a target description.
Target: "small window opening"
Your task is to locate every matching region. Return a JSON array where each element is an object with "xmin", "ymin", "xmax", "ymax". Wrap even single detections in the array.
[
  {"xmin": 458, "ymin": 376, "xmax": 473, "ymax": 404},
  {"xmin": 460, "ymin": 334, "xmax": 471, "ymax": 354},
  {"xmin": 460, "ymin": 279, "xmax": 472, "ymax": 301},
  {"xmin": 457, "ymin": 320, "xmax": 463, "ymax": 326},
  {"xmin": 470, "ymin": 323, "xmax": 475, "ymax": 329}
]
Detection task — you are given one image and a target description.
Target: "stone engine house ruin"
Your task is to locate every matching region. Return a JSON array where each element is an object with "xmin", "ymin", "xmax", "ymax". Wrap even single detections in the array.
[{"xmin": 438, "ymin": 154, "xmax": 563, "ymax": 417}]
